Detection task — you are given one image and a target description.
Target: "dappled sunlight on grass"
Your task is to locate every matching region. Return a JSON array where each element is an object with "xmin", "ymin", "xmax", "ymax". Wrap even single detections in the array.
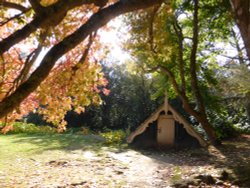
[
  {"xmin": 211, "ymin": 135, "xmax": 250, "ymax": 187},
  {"xmin": 0, "ymin": 134, "xmax": 249, "ymax": 187},
  {"xmin": 1, "ymin": 133, "xmax": 106, "ymax": 154},
  {"xmin": 83, "ymin": 151, "xmax": 96, "ymax": 159},
  {"xmin": 0, "ymin": 133, "xmax": 129, "ymax": 187}
]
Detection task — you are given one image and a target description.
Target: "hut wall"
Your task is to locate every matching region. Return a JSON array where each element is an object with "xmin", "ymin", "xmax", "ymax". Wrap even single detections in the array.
[
  {"xmin": 174, "ymin": 122, "xmax": 200, "ymax": 148},
  {"xmin": 130, "ymin": 122, "xmax": 157, "ymax": 149}
]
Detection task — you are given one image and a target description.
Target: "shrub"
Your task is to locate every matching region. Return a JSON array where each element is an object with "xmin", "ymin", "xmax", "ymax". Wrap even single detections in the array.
[
  {"xmin": 214, "ymin": 122, "xmax": 239, "ymax": 139},
  {"xmin": 207, "ymin": 112, "xmax": 239, "ymax": 139},
  {"xmin": 81, "ymin": 127, "xmax": 91, "ymax": 135},
  {"xmin": 100, "ymin": 130, "xmax": 126, "ymax": 145},
  {"xmin": 1, "ymin": 122, "xmax": 56, "ymax": 134}
]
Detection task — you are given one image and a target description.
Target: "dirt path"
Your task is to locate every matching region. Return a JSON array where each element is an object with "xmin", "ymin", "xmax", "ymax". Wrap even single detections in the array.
[
  {"xmin": 0, "ymin": 146, "xmax": 203, "ymax": 188},
  {"xmin": 107, "ymin": 150, "xmax": 170, "ymax": 188}
]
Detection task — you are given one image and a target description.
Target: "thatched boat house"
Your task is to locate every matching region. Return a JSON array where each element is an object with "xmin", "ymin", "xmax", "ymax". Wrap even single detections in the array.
[{"xmin": 127, "ymin": 98, "xmax": 207, "ymax": 149}]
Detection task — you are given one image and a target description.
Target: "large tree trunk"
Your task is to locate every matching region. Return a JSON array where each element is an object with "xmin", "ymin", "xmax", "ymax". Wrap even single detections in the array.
[
  {"xmin": 245, "ymin": 92, "xmax": 250, "ymax": 124},
  {"xmin": 191, "ymin": 112, "xmax": 219, "ymax": 145},
  {"xmin": 230, "ymin": 0, "xmax": 250, "ymax": 60},
  {"xmin": 187, "ymin": 0, "xmax": 219, "ymax": 145},
  {"xmin": 180, "ymin": 95, "xmax": 219, "ymax": 145},
  {"xmin": 160, "ymin": 66, "xmax": 219, "ymax": 145}
]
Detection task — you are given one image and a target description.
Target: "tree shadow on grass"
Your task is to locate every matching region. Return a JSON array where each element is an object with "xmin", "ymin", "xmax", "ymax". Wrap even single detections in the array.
[
  {"xmin": 211, "ymin": 135, "xmax": 250, "ymax": 187},
  {"xmin": 8, "ymin": 133, "xmax": 112, "ymax": 154},
  {"xmin": 6, "ymin": 133, "xmax": 250, "ymax": 186},
  {"xmin": 131, "ymin": 135, "xmax": 250, "ymax": 187},
  {"xmin": 130, "ymin": 146, "xmax": 215, "ymax": 167}
]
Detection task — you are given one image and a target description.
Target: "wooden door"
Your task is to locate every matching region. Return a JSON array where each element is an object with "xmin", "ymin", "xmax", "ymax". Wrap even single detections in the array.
[{"xmin": 157, "ymin": 115, "xmax": 175, "ymax": 147}]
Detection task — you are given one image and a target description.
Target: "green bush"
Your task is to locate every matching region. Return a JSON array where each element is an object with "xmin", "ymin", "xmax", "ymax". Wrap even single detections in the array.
[
  {"xmin": 207, "ymin": 111, "xmax": 239, "ymax": 139},
  {"xmin": 1, "ymin": 122, "xmax": 56, "ymax": 134},
  {"xmin": 214, "ymin": 122, "xmax": 239, "ymax": 139},
  {"xmin": 100, "ymin": 130, "xmax": 126, "ymax": 145},
  {"xmin": 232, "ymin": 123, "xmax": 250, "ymax": 134}
]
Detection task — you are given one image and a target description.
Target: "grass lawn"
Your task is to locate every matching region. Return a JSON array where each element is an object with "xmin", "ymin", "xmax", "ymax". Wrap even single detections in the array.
[
  {"xmin": 0, "ymin": 133, "xmax": 105, "ymax": 168},
  {"xmin": 0, "ymin": 133, "xmax": 249, "ymax": 188},
  {"xmin": 0, "ymin": 133, "xmax": 120, "ymax": 187}
]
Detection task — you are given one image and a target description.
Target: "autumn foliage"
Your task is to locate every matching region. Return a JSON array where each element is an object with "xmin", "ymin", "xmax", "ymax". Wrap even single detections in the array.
[
  {"xmin": 0, "ymin": 20, "xmax": 108, "ymax": 131},
  {"xmin": 0, "ymin": 0, "xmax": 162, "ymax": 132}
]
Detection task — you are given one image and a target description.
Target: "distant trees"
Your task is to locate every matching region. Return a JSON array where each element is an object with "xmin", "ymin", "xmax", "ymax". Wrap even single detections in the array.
[
  {"xmin": 64, "ymin": 62, "xmax": 160, "ymax": 131},
  {"xmin": 215, "ymin": 17, "xmax": 250, "ymax": 129},
  {"xmin": 217, "ymin": 62, "xmax": 250, "ymax": 124}
]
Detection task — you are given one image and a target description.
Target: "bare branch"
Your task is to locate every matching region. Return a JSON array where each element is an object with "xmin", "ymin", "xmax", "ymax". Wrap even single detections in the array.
[
  {"xmin": 0, "ymin": 8, "xmax": 31, "ymax": 26},
  {"xmin": 159, "ymin": 65, "xmax": 181, "ymax": 95},
  {"xmin": 4, "ymin": 30, "xmax": 47, "ymax": 97},
  {"xmin": 0, "ymin": 0, "xmax": 27, "ymax": 12},
  {"xmin": 148, "ymin": 5, "xmax": 160, "ymax": 53},
  {"xmin": 218, "ymin": 53, "xmax": 249, "ymax": 62},
  {"xmin": 184, "ymin": 36, "xmax": 193, "ymax": 40},
  {"xmin": 71, "ymin": 31, "xmax": 97, "ymax": 76},
  {"xmin": 231, "ymin": 28, "xmax": 246, "ymax": 65},
  {"xmin": 0, "ymin": 18, "xmax": 42, "ymax": 54},
  {"xmin": 0, "ymin": 0, "xmax": 110, "ymax": 54},
  {"xmin": 93, "ymin": 0, "xmax": 108, "ymax": 8},
  {"xmin": 28, "ymin": 0, "xmax": 43, "ymax": 14},
  {"xmin": 159, "ymin": 65, "xmax": 201, "ymax": 120},
  {"xmin": 6, "ymin": 45, "xmax": 43, "ymax": 97},
  {"xmin": 230, "ymin": 0, "xmax": 250, "ymax": 60},
  {"xmin": 79, "ymin": 32, "xmax": 97, "ymax": 63}
]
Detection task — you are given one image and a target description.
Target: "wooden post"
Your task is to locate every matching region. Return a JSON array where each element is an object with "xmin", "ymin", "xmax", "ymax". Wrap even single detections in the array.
[{"xmin": 164, "ymin": 92, "xmax": 169, "ymax": 114}]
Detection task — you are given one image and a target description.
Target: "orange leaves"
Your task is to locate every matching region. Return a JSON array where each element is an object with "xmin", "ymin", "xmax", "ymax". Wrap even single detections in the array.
[
  {"xmin": 74, "ymin": 106, "xmax": 85, "ymax": 114},
  {"xmin": 40, "ymin": 0, "xmax": 59, "ymax": 7},
  {"xmin": 0, "ymin": 1, "xmax": 111, "ymax": 131},
  {"xmin": 0, "ymin": 124, "xmax": 13, "ymax": 134},
  {"xmin": 45, "ymin": 5, "xmax": 98, "ymax": 46},
  {"xmin": 2, "ymin": 93, "xmax": 40, "ymax": 125},
  {"xmin": 36, "ymin": 56, "xmax": 109, "ymax": 130},
  {"xmin": 0, "ymin": 36, "xmax": 37, "ymax": 101},
  {"xmin": 102, "ymin": 88, "xmax": 110, "ymax": 96}
]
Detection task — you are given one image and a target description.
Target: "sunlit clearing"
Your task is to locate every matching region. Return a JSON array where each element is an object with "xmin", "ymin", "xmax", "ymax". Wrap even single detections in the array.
[
  {"xmin": 208, "ymin": 146, "xmax": 226, "ymax": 160},
  {"xmin": 83, "ymin": 151, "xmax": 95, "ymax": 159}
]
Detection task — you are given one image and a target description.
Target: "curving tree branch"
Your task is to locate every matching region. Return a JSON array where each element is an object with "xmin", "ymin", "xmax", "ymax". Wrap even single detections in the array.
[
  {"xmin": 28, "ymin": 0, "xmax": 43, "ymax": 14},
  {"xmin": 0, "ymin": 8, "xmax": 31, "ymax": 26},
  {"xmin": 0, "ymin": 0, "xmax": 27, "ymax": 12},
  {"xmin": 0, "ymin": 0, "xmax": 108, "ymax": 54},
  {"xmin": 0, "ymin": 0, "xmax": 163, "ymax": 118},
  {"xmin": 230, "ymin": 0, "xmax": 250, "ymax": 61}
]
